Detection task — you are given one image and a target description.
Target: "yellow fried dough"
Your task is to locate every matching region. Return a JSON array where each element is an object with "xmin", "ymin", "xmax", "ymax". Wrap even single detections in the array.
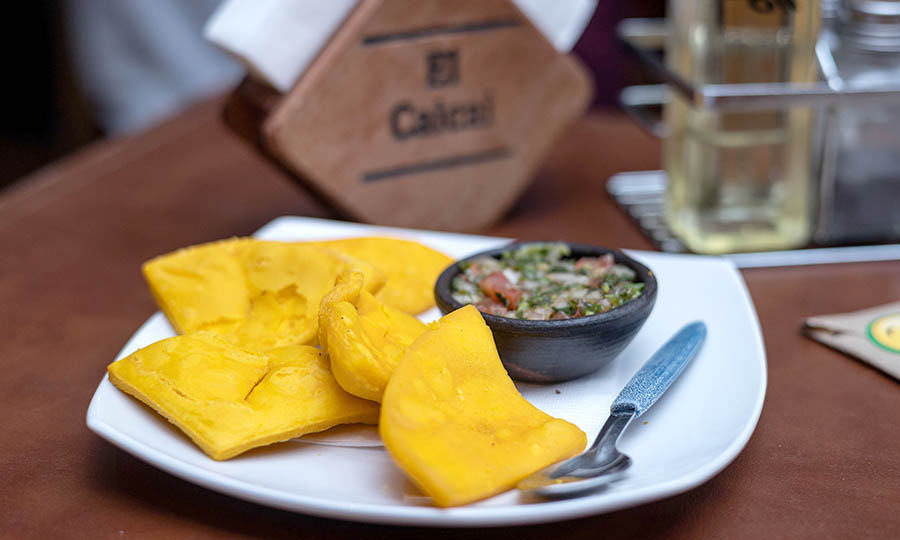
[
  {"xmin": 319, "ymin": 272, "xmax": 427, "ymax": 402},
  {"xmin": 142, "ymin": 238, "xmax": 253, "ymax": 334},
  {"xmin": 237, "ymin": 241, "xmax": 385, "ymax": 345},
  {"xmin": 108, "ymin": 334, "xmax": 379, "ymax": 460},
  {"xmin": 379, "ymin": 305, "xmax": 587, "ymax": 507},
  {"xmin": 319, "ymin": 237, "xmax": 452, "ymax": 315},
  {"xmin": 242, "ymin": 241, "xmax": 384, "ymax": 299},
  {"xmin": 201, "ymin": 285, "xmax": 310, "ymax": 350},
  {"xmin": 317, "ymin": 271, "xmax": 364, "ymax": 350},
  {"xmin": 142, "ymin": 238, "xmax": 385, "ymax": 347}
]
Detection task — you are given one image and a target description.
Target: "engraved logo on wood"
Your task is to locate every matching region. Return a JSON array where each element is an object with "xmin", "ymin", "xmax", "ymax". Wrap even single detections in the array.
[
  {"xmin": 427, "ymin": 49, "xmax": 459, "ymax": 88},
  {"xmin": 389, "ymin": 48, "xmax": 494, "ymax": 143}
]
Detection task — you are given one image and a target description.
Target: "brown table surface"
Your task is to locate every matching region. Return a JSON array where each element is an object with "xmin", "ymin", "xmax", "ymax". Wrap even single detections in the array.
[{"xmin": 2, "ymin": 97, "xmax": 899, "ymax": 539}]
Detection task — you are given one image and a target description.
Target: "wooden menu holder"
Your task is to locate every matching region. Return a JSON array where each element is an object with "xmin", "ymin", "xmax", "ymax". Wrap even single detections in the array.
[{"xmin": 224, "ymin": 0, "xmax": 592, "ymax": 232}]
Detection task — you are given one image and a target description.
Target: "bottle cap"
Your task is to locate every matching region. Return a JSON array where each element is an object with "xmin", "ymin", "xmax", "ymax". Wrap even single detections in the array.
[{"xmin": 839, "ymin": 0, "xmax": 900, "ymax": 51}]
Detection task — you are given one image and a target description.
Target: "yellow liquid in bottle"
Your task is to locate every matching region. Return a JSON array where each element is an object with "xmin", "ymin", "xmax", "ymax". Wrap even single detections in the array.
[{"xmin": 663, "ymin": 0, "xmax": 819, "ymax": 254}]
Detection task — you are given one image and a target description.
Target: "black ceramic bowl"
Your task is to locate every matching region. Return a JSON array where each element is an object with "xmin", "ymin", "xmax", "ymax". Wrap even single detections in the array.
[{"xmin": 434, "ymin": 242, "xmax": 657, "ymax": 383}]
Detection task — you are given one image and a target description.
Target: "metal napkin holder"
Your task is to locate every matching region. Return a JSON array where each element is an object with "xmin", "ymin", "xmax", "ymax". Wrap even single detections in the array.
[{"xmin": 612, "ymin": 18, "xmax": 900, "ymax": 267}]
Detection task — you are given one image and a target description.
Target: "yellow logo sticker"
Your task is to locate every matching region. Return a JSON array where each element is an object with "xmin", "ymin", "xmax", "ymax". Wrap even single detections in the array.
[{"xmin": 867, "ymin": 314, "xmax": 900, "ymax": 353}]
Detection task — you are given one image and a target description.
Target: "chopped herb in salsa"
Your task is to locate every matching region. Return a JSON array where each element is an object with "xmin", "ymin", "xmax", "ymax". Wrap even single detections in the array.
[{"xmin": 451, "ymin": 243, "xmax": 644, "ymax": 320}]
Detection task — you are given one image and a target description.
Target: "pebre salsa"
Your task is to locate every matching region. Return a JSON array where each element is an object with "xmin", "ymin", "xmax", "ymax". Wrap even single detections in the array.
[{"xmin": 451, "ymin": 243, "xmax": 644, "ymax": 320}]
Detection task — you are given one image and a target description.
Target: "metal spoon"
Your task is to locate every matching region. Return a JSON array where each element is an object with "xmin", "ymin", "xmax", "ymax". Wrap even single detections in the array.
[{"xmin": 517, "ymin": 321, "xmax": 707, "ymax": 498}]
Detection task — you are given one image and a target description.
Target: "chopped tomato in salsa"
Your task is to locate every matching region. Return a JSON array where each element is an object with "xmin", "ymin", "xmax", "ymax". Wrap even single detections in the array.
[
  {"xmin": 478, "ymin": 272, "xmax": 522, "ymax": 309},
  {"xmin": 475, "ymin": 298, "xmax": 509, "ymax": 316}
]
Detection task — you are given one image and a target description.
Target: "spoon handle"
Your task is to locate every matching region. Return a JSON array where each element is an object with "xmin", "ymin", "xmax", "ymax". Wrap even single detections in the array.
[{"xmin": 610, "ymin": 321, "xmax": 707, "ymax": 417}]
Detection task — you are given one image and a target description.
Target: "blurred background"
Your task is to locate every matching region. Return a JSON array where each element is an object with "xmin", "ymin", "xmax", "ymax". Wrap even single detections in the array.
[{"xmin": 0, "ymin": 1, "xmax": 663, "ymax": 193}]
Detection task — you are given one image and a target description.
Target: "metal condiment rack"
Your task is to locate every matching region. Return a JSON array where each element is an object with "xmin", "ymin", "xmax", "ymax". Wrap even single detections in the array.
[
  {"xmin": 618, "ymin": 18, "xmax": 900, "ymax": 114},
  {"xmin": 610, "ymin": 18, "xmax": 900, "ymax": 268}
]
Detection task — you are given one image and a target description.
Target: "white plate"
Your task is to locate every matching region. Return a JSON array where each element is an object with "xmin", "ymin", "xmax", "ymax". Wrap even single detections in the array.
[{"xmin": 86, "ymin": 216, "xmax": 766, "ymax": 527}]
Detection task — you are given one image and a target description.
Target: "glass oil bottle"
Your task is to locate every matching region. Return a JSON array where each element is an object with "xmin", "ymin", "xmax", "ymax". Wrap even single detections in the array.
[{"xmin": 663, "ymin": 0, "xmax": 821, "ymax": 253}]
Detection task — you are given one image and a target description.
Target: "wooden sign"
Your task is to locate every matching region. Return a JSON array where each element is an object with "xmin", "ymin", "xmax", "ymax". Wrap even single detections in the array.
[{"xmin": 225, "ymin": 0, "xmax": 592, "ymax": 232}]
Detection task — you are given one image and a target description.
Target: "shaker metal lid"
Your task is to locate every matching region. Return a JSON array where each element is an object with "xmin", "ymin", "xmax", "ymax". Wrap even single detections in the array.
[{"xmin": 839, "ymin": 0, "xmax": 900, "ymax": 51}]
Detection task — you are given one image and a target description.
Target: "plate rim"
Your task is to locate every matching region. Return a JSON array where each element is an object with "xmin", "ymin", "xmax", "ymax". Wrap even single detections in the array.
[{"xmin": 86, "ymin": 216, "xmax": 767, "ymax": 527}]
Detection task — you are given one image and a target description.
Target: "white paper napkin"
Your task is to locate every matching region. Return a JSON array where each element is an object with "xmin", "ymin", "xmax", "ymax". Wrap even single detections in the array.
[
  {"xmin": 205, "ymin": 0, "xmax": 597, "ymax": 93},
  {"xmin": 514, "ymin": 0, "xmax": 598, "ymax": 52},
  {"xmin": 204, "ymin": 0, "xmax": 358, "ymax": 92}
]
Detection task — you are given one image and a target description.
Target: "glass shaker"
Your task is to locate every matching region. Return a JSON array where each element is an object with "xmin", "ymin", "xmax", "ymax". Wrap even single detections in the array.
[
  {"xmin": 815, "ymin": 0, "xmax": 900, "ymax": 243},
  {"xmin": 663, "ymin": 0, "xmax": 821, "ymax": 254}
]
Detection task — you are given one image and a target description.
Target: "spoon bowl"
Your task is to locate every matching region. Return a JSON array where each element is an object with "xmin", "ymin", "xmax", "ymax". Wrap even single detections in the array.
[{"xmin": 517, "ymin": 410, "xmax": 635, "ymax": 498}]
